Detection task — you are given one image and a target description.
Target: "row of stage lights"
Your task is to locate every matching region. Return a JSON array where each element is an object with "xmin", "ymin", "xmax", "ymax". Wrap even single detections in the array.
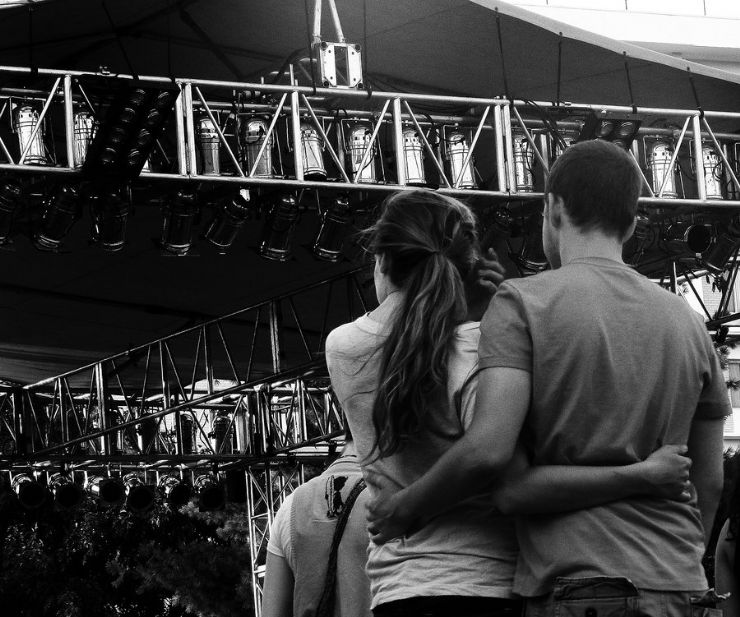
[
  {"xmin": 8, "ymin": 472, "xmax": 226, "ymax": 513},
  {"xmin": 9, "ymin": 97, "xmax": 739, "ymax": 199},
  {"xmin": 0, "ymin": 182, "xmax": 351, "ymax": 260}
]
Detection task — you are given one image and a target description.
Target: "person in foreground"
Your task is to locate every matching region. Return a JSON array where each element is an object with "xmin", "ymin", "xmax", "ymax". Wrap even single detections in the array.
[
  {"xmin": 327, "ymin": 188, "xmax": 699, "ymax": 617},
  {"xmin": 366, "ymin": 142, "xmax": 729, "ymax": 617},
  {"xmin": 262, "ymin": 428, "xmax": 372, "ymax": 617}
]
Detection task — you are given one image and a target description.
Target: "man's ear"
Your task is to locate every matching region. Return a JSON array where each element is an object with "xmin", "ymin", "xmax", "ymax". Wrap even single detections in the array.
[
  {"xmin": 622, "ymin": 218, "xmax": 637, "ymax": 243},
  {"xmin": 545, "ymin": 193, "xmax": 564, "ymax": 229}
]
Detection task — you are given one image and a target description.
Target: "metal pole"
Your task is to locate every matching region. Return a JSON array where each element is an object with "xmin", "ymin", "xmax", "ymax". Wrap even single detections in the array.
[
  {"xmin": 392, "ymin": 97, "xmax": 405, "ymax": 185},
  {"xmin": 494, "ymin": 103, "xmax": 507, "ymax": 192},
  {"xmin": 502, "ymin": 104, "xmax": 516, "ymax": 194},
  {"xmin": 692, "ymin": 114, "xmax": 707, "ymax": 201},
  {"xmin": 183, "ymin": 82, "xmax": 198, "ymax": 177},
  {"xmin": 63, "ymin": 74, "xmax": 75, "ymax": 168},
  {"xmin": 174, "ymin": 85, "xmax": 188, "ymax": 175},
  {"xmin": 290, "ymin": 66, "xmax": 303, "ymax": 182}
]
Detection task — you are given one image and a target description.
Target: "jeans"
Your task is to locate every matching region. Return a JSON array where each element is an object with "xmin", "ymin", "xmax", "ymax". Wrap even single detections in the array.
[
  {"xmin": 524, "ymin": 576, "xmax": 722, "ymax": 617},
  {"xmin": 373, "ymin": 596, "xmax": 524, "ymax": 617}
]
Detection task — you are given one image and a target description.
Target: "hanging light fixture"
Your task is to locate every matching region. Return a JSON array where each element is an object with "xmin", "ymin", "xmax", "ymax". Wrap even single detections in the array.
[
  {"xmin": 704, "ymin": 217, "xmax": 740, "ymax": 273},
  {"xmin": 692, "ymin": 141, "xmax": 725, "ymax": 200},
  {"xmin": 299, "ymin": 121, "xmax": 326, "ymax": 179},
  {"xmin": 204, "ymin": 189, "xmax": 252, "ymax": 253},
  {"xmin": 313, "ymin": 194, "xmax": 350, "ymax": 262},
  {"xmin": 86, "ymin": 475, "xmax": 126, "ymax": 507},
  {"xmin": 240, "ymin": 116, "xmax": 274, "ymax": 177},
  {"xmin": 33, "ymin": 184, "xmax": 80, "ymax": 251},
  {"xmin": 260, "ymin": 192, "xmax": 299, "ymax": 261},
  {"xmin": 512, "ymin": 130, "xmax": 535, "ymax": 193},
  {"xmin": 400, "ymin": 127, "xmax": 425, "ymax": 185},
  {"xmin": 0, "ymin": 180, "xmax": 22, "ymax": 245},
  {"xmin": 49, "ymin": 473, "xmax": 85, "ymax": 510},
  {"xmin": 510, "ymin": 213, "xmax": 548, "ymax": 275},
  {"xmin": 89, "ymin": 186, "xmax": 130, "ymax": 252},
  {"xmin": 196, "ymin": 115, "xmax": 221, "ymax": 175},
  {"xmin": 444, "ymin": 128, "xmax": 476, "ymax": 189},
  {"xmin": 180, "ymin": 412, "xmax": 196, "ymax": 454},
  {"xmin": 577, "ymin": 112, "xmax": 641, "ymax": 149},
  {"xmin": 158, "ymin": 475, "xmax": 192, "ymax": 507},
  {"xmin": 345, "ymin": 121, "xmax": 377, "ymax": 183},
  {"xmin": 14, "ymin": 104, "xmax": 47, "ymax": 165},
  {"xmin": 663, "ymin": 221, "xmax": 713, "ymax": 256},
  {"xmin": 160, "ymin": 190, "xmax": 198, "ymax": 255},
  {"xmin": 73, "ymin": 110, "xmax": 97, "ymax": 168},
  {"xmin": 12, "ymin": 474, "xmax": 48, "ymax": 510},
  {"xmin": 194, "ymin": 474, "xmax": 225, "ymax": 511},
  {"xmin": 123, "ymin": 473, "xmax": 156, "ymax": 514},
  {"xmin": 211, "ymin": 414, "xmax": 234, "ymax": 454},
  {"xmin": 646, "ymin": 138, "xmax": 679, "ymax": 198}
]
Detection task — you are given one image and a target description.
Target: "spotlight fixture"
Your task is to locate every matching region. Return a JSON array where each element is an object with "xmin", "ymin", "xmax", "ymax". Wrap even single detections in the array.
[
  {"xmin": 123, "ymin": 473, "xmax": 156, "ymax": 514},
  {"xmin": 0, "ymin": 180, "xmax": 22, "ymax": 245},
  {"xmin": 299, "ymin": 121, "xmax": 326, "ymax": 179},
  {"xmin": 704, "ymin": 217, "xmax": 740, "ymax": 273},
  {"xmin": 260, "ymin": 192, "xmax": 299, "ymax": 261},
  {"xmin": 444, "ymin": 128, "xmax": 476, "ymax": 189},
  {"xmin": 345, "ymin": 121, "xmax": 378, "ymax": 183},
  {"xmin": 14, "ymin": 104, "xmax": 47, "ymax": 165},
  {"xmin": 180, "ymin": 412, "xmax": 196, "ymax": 454},
  {"xmin": 510, "ymin": 213, "xmax": 548, "ymax": 275},
  {"xmin": 158, "ymin": 475, "xmax": 192, "ymax": 507},
  {"xmin": 160, "ymin": 190, "xmax": 198, "ymax": 255},
  {"xmin": 33, "ymin": 184, "xmax": 80, "ymax": 251},
  {"xmin": 49, "ymin": 473, "xmax": 85, "ymax": 510},
  {"xmin": 193, "ymin": 474, "xmax": 225, "ymax": 511},
  {"xmin": 512, "ymin": 130, "xmax": 535, "ymax": 193},
  {"xmin": 89, "ymin": 187, "xmax": 130, "ymax": 252},
  {"xmin": 73, "ymin": 110, "xmax": 96, "ymax": 168},
  {"xmin": 663, "ymin": 222, "xmax": 713, "ymax": 256},
  {"xmin": 646, "ymin": 138, "xmax": 679, "ymax": 198},
  {"xmin": 577, "ymin": 112, "xmax": 641, "ymax": 149},
  {"xmin": 240, "ymin": 116, "xmax": 274, "ymax": 177},
  {"xmin": 313, "ymin": 194, "xmax": 350, "ymax": 262},
  {"xmin": 12, "ymin": 474, "xmax": 47, "ymax": 510},
  {"xmin": 692, "ymin": 141, "xmax": 724, "ymax": 200},
  {"xmin": 80, "ymin": 77, "xmax": 178, "ymax": 181},
  {"xmin": 204, "ymin": 189, "xmax": 251, "ymax": 253},
  {"xmin": 196, "ymin": 115, "xmax": 221, "ymax": 175},
  {"xmin": 211, "ymin": 414, "xmax": 234, "ymax": 454},
  {"xmin": 86, "ymin": 475, "xmax": 126, "ymax": 507},
  {"xmin": 401, "ymin": 127, "xmax": 425, "ymax": 185}
]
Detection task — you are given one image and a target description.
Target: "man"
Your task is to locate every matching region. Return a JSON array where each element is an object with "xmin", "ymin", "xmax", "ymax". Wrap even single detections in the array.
[{"xmin": 367, "ymin": 140, "xmax": 728, "ymax": 616}]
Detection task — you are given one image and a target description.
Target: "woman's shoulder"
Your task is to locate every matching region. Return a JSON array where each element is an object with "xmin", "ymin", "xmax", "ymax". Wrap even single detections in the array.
[{"xmin": 326, "ymin": 315, "xmax": 383, "ymax": 354}]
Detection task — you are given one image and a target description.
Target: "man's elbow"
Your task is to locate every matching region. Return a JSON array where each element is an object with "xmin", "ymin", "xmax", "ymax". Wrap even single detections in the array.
[{"xmin": 465, "ymin": 442, "xmax": 513, "ymax": 483}]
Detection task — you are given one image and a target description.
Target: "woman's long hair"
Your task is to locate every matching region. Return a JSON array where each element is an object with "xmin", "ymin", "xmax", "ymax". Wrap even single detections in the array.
[{"xmin": 366, "ymin": 190, "xmax": 479, "ymax": 459}]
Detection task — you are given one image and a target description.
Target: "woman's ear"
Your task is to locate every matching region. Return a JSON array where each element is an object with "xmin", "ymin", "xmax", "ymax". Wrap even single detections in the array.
[{"xmin": 377, "ymin": 253, "xmax": 389, "ymax": 273}]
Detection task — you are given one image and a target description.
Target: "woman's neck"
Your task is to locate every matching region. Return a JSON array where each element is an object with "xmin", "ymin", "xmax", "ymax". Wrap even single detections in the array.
[{"xmin": 368, "ymin": 290, "xmax": 405, "ymax": 324}]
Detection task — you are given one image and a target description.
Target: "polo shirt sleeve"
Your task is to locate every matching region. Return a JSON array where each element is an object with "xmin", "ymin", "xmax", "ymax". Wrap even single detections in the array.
[
  {"xmin": 267, "ymin": 491, "xmax": 295, "ymax": 563},
  {"xmin": 695, "ymin": 340, "xmax": 732, "ymax": 420},
  {"xmin": 478, "ymin": 282, "xmax": 532, "ymax": 372}
]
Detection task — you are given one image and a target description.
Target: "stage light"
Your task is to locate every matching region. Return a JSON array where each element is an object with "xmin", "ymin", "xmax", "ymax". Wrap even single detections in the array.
[
  {"xmin": 345, "ymin": 121, "xmax": 377, "ymax": 183},
  {"xmin": 401, "ymin": 128, "xmax": 425, "ymax": 185},
  {"xmin": 445, "ymin": 129, "xmax": 476, "ymax": 189},
  {"xmin": 196, "ymin": 115, "xmax": 221, "ymax": 175},
  {"xmin": 33, "ymin": 184, "xmax": 80, "ymax": 251},
  {"xmin": 89, "ymin": 187, "xmax": 129, "ymax": 252},
  {"xmin": 577, "ymin": 113, "xmax": 641, "ymax": 149},
  {"xmin": 14, "ymin": 104, "xmax": 47, "ymax": 165},
  {"xmin": 73, "ymin": 110, "xmax": 96, "ymax": 168},
  {"xmin": 510, "ymin": 213, "xmax": 548, "ymax": 275},
  {"xmin": 158, "ymin": 475, "xmax": 192, "ymax": 507},
  {"xmin": 240, "ymin": 116, "xmax": 274, "ymax": 177},
  {"xmin": 211, "ymin": 414, "xmax": 233, "ymax": 454},
  {"xmin": 194, "ymin": 474, "xmax": 225, "ymax": 511},
  {"xmin": 300, "ymin": 121, "xmax": 326, "ymax": 179},
  {"xmin": 663, "ymin": 222, "xmax": 713, "ymax": 256},
  {"xmin": 260, "ymin": 192, "xmax": 299, "ymax": 261},
  {"xmin": 80, "ymin": 79, "xmax": 178, "ymax": 181},
  {"xmin": 646, "ymin": 138, "xmax": 679, "ymax": 198},
  {"xmin": 204, "ymin": 189, "xmax": 251, "ymax": 253},
  {"xmin": 86, "ymin": 475, "xmax": 126, "ymax": 507},
  {"xmin": 180, "ymin": 412, "xmax": 196, "ymax": 454},
  {"xmin": 0, "ymin": 180, "xmax": 22, "ymax": 245},
  {"xmin": 704, "ymin": 217, "xmax": 740, "ymax": 273},
  {"xmin": 160, "ymin": 190, "xmax": 198, "ymax": 255},
  {"xmin": 512, "ymin": 130, "xmax": 535, "ymax": 193},
  {"xmin": 692, "ymin": 141, "xmax": 724, "ymax": 200},
  {"xmin": 123, "ymin": 473, "xmax": 156, "ymax": 514},
  {"xmin": 12, "ymin": 474, "xmax": 47, "ymax": 510},
  {"xmin": 313, "ymin": 194, "xmax": 350, "ymax": 262},
  {"xmin": 49, "ymin": 473, "xmax": 85, "ymax": 510}
]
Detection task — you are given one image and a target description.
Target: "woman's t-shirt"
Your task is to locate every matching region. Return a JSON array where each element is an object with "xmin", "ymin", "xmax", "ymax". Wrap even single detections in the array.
[{"xmin": 326, "ymin": 315, "xmax": 518, "ymax": 608}]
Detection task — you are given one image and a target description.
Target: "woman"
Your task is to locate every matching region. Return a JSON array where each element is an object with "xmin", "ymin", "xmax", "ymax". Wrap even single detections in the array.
[{"xmin": 325, "ymin": 190, "xmax": 690, "ymax": 617}]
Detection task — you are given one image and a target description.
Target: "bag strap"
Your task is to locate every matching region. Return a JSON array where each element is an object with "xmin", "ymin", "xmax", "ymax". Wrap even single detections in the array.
[{"xmin": 314, "ymin": 477, "xmax": 367, "ymax": 617}]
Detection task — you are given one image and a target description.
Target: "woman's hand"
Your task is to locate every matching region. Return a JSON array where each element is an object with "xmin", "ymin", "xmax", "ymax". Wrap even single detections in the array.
[
  {"xmin": 364, "ymin": 470, "xmax": 414, "ymax": 545},
  {"xmin": 637, "ymin": 444, "xmax": 693, "ymax": 501},
  {"xmin": 465, "ymin": 248, "xmax": 506, "ymax": 321}
]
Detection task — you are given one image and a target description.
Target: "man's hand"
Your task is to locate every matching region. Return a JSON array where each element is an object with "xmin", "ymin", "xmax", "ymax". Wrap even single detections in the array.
[
  {"xmin": 466, "ymin": 248, "xmax": 506, "ymax": 321},
  {"xmin": 638, "ymin": 444, "xmax": 693, "ymax": 501},
  {"xmin": 365, "ymin": 470, "xmax": 414, "ymax": 545}
]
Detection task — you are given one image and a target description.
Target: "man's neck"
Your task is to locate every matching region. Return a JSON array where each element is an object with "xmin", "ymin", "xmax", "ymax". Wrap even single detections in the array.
[{"xmin": 559, "ymin": 228, "xmax": 625, "ymax": 267}]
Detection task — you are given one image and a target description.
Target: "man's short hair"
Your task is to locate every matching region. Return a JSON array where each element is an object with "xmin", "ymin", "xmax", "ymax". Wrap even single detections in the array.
[{"xmin": 545, "ymin": 140, "xmax": 643, "ymax": 238}]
